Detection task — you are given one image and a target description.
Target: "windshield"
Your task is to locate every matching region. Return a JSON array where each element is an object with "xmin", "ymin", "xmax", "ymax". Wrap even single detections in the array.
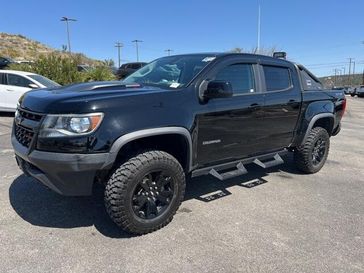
[
  {"xmin": 123, "ymin": 54, "xmax": 217, "ymax": 89},
  {"xmin": 28, "ymin": 74, "xmax": 61, "ymax": 88}
]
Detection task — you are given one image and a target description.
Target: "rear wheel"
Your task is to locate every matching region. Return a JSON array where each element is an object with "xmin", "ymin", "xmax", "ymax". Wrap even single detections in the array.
[
  {"xmin": 104, "ymin": 150, "xmax": 185, "ymax": 235},
  {"xmin": 294, "ymin": 127, "xmax": 330, "ymax": 174}
]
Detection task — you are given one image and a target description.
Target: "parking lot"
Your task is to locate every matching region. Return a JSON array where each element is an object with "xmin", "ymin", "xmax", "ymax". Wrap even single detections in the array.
[{"xmin": 0, "ymin": 96, "xmax": 363, "ymax": 273}]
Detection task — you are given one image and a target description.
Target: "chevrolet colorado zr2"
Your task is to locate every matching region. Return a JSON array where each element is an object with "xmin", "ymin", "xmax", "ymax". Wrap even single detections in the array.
[{"xmin": 12, "ymin": 53, "xmax": 346, "ymax": 234}]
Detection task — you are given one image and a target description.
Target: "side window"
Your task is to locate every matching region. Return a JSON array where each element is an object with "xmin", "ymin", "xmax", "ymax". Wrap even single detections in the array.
[
  {"xmin": 215, "ymin": 64, "xmax": 255, "ymax": 95},
  {"xmin": 263, "ymin": 65, "xmax": 291, "ymax": 92},
  {"xmin": 299, "ymin": 69, "xmax": 323, "ymax": 91},
  {"xmin": 7, "ymin": 74, "xmax": 32, "ymax": 88},
  {"xmin": 132, "ymin": 63, "xmax": 141, "ymax": 69},
  {"xmin": 0, "ymin": 73, "xmax": 4, "ymax": 84}
]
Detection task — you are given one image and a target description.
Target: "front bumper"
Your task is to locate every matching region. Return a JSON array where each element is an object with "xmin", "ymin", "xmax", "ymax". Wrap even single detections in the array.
[{"xmin": 12, "ymin": 135, "xmax": 109, "ymax": 196}]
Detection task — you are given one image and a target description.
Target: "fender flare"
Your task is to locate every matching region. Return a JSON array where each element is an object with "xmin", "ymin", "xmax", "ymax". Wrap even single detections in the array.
[
  {"xmin": 301, "ymin": 113, "xmax": 335, "ymax": 145},
  {"xmin": 102, "ymin": 127, "xmax": 193, "ymax": 171}
]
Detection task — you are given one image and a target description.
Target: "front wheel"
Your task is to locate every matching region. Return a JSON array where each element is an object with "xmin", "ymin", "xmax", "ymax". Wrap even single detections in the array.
[
  {"xmin": 104, "ymin": 150, "xmax": 186, "ymax": 235},
  {"xmin": 294, "ymin": 127, "xmax": 330, "ymax": 174}
]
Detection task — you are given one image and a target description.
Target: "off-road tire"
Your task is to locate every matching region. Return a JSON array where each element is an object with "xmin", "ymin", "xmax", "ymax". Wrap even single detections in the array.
[
  {"xmin": 104, "ymin": 150, "xmax": 185, "ymax": 235},
  {"xmin": 294, "ymin": 127, "xmax": 330, "ymax": 174}
]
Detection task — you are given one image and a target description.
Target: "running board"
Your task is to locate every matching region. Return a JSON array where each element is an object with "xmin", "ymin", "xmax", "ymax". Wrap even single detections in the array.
[
  {"xmin": 191, "ymin": 149, "xmax": 288, "ymax": 179},
  {"xmin": 253, "ymin": 154, "xmax": 284, "ymax": 169},
  {"xmin": 209, "ymin": 162, "xmax": 247, "ymax": 181}
]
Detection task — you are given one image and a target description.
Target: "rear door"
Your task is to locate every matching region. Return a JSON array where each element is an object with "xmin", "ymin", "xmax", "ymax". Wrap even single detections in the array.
[
  {"xmin": 4, "ymin": 73, "xmax": 32, "ymax": 110},
  {"xmin": 259, "ymin": 62, "xmax": 301, "ymax": 151}
]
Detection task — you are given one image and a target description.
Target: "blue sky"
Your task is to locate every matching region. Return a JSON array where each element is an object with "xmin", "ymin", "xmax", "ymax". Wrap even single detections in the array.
[{"xmin": 2, "ymin": 0, "xmax": 363, "ymax": 76}]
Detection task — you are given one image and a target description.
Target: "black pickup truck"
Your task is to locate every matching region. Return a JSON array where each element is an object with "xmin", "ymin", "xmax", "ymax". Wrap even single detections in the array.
[{"xmin": 12, "ymin": 53, "xmax": 346, "ymax": 234}]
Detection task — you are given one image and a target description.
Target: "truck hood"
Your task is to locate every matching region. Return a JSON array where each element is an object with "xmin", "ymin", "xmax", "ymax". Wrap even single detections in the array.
[{"xmin": 19, "ymin": 81, "xmax": 169, "ymax": 113}]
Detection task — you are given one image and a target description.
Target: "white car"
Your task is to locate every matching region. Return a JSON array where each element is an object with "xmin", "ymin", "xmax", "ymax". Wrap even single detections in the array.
[{"xmin": 0, "ymin": 70, "xmax": 60, "ymax": 112}]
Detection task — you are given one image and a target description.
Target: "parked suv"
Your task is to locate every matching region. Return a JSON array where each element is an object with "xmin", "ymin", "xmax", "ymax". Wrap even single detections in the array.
[
  {"xmin": 351, "ymin": 85, "xmax": 364, "ymax": 97},
  {"xmin": 12, "ymin": 53, "xmax": 346, "ymax": 234},
  {"xmin": 116, "ymin": 62, "xmax": 147, "ymax": 79},
  {"xmin": 0, "ymin": 57, "xmax": 14, "ymax": 69}
]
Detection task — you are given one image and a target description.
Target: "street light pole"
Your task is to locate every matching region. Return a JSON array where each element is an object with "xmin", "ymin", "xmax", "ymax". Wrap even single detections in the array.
[
  {"xmin": 60, "ymin": 17, "xmax": 77, "ymax": 54},
  {"xmin": 115, "ymin": 42, "xmax": 123, "ymax": 68},
  {"xmin": 132, "ymin": 40, "xmax": 143, "ymax": 62},
  {"xmin": 257, "ymin": 2, "xmax": 261, "ymax": 53}
]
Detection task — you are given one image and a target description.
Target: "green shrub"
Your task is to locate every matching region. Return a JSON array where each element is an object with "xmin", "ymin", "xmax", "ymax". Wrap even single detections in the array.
[
  {"xmin": 7, "ymin": 53, "xmax": 116, "ymax": 85},
  {"xmin": 82, "ymin": 66, "xmax": 116, "ymax": 82}
]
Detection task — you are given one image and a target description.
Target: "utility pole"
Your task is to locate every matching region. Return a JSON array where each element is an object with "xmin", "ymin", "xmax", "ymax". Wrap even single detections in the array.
[
  {"xmin": 115, "ymin": 42, "xmax": 123, "ymax": 68},
  {"xmin": 132, "ymin": 40, "xmax": 143, "ymax": 62},
  {"xmin": 257, "ymin": 2, "xmax": 261, "ymax": 54},
  {"xmin": 164, "ymin": 49, "xmax": 173, "ymax": 56},
  {"xmin": 334, "ymin": 69, "xmax": 338, "ymax": 86},
  {"xmin": 60, "ymin": 17, "xmax": 77, "ymax": 54},
  {"xmin": 353, "ymin": 61, "xmax": 356, "ymax": 85},
  {"xmin": 348, "ymin": 58, "xmax": 353, "ymax": 86}
]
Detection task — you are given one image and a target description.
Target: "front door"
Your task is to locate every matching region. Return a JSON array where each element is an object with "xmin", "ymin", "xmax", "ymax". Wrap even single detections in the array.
[
  {"xmin": 4, "ymin": 73, "xmax": 32, "ymax": 110},
  {"xmin": 196, "ymin": 60, "xmax": 266, "ymax": 168}
]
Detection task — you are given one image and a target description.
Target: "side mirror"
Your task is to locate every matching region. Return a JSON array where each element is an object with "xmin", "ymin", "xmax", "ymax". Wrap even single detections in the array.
[
  {"xmin": 203, "ymin": 80, "xmax": 233, "ymax": 100},
  {"xmin": 28, "ymin": 83, "xmax": 39, "ymax": 89}
]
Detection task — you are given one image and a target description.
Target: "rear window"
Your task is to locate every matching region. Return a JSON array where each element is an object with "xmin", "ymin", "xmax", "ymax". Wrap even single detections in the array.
[
  {"xmin": 263, "ymin": 65, "xmax": 291, "ymax": 91},
  {"xmin": 299, "ymin": 68, "xmax": 323, "ymax": 91}
]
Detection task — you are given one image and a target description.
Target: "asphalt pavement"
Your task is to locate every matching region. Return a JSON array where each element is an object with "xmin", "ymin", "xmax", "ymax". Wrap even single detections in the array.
[{"xmin": 0, "ymin": 97, "xmax": 363, "ymax": 273}]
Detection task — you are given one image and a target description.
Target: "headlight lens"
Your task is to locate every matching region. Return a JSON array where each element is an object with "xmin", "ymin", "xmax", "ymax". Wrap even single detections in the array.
[{"xmin": 39, "ymin": 113, "xmax": 104, "ymax": 138}]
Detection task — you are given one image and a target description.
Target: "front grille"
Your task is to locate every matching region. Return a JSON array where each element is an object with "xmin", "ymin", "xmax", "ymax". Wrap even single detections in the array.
[
  {"xmin": 14, "ymin": 108, "xmax": 44, "ymax": 148},
  {"xmin": 18, "ymin": 109, "xmax": 43, "ymax": 122},
  {"xmin": 15, "ymin": 124, "xmax": 35, "ymax": 148}
]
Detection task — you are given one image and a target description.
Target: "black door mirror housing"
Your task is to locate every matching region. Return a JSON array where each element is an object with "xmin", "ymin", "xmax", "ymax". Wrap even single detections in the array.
[{"xmin": 203, "ymin": 80, "xmax": 233, "ymax": 100}]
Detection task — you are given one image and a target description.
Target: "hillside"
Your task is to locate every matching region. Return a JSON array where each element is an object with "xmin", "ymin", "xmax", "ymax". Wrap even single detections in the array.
[
  {"xmin": 319, "ymin": 73, "xmax": 364, "ymax": 88},
  {"xmin": 0, "ymin": 32, "xmax": 100, "ymax": 65}
]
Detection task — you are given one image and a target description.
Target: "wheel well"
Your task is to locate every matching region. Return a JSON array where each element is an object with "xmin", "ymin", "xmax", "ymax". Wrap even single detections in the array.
[
  {"xmin": 312, "ymin": 117, "xmax": 334, "ymax": 135},
  {"xmin": 113, "ymin": 134, "xmax": 190, "ymax": 171}
]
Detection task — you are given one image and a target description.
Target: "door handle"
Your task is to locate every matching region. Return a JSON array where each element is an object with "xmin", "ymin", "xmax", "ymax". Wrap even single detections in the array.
[
  {"xmin": 6, "ymin": 89, "xmax": 15, "ymax": 92},
  {"xmin": 249, "ymin": 103, "xmax": 261, "ymax": 109}
]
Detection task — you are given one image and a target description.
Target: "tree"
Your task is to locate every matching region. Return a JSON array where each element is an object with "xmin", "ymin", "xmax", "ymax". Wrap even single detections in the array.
[
  {"xmin": 229, "ymin": 46, "xmax": 279, "ymax": 56},
  {"xmin": 103, "ymin": 59, "xmax": 115, "ymax": 67}
]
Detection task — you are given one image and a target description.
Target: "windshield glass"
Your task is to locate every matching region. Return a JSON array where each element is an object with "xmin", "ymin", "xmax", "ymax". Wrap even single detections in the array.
[
  {"xmin": 123, "ymin": 54, "xmax": 217, "ymax": 89},
  {"xmin": 28, "ymin": 74, "xmax": 61, "ymax": 88}
]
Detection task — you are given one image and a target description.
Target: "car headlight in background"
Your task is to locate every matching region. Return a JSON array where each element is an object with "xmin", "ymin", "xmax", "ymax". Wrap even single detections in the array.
[{"xmin": 39, "ymin": 113, "xmax": 104, "ymax": 137}]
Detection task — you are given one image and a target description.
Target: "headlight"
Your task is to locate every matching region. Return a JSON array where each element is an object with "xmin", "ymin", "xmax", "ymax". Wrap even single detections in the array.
[{"xmin": 39, "ymin": 113, "xmax": 104, "ymax": 138}]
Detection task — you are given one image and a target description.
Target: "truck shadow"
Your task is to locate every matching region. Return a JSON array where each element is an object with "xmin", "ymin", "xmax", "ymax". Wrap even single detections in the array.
[{"xmin": 9, "ymin": 154, "xmax": 303, "ymax": 238}]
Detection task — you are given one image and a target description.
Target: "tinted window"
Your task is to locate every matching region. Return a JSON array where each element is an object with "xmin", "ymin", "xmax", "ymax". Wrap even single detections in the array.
[
  {"xmin": 0, "ymin": 73, "xmax": 4, "ymax": 84},
  {"xmin": 7, "ymin": 74, "xmax": 32, "ymax": 88},
  {"xmin": 263, "ymin": 66, "xmax": 291, "ymax": 91},
  {"xmin": 215, "ymin": 64, "xmax": 255, "ymax": 95},
  {"xmin": 131, "ymin": 63, "xmax": 141, "ymax": 69}
]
